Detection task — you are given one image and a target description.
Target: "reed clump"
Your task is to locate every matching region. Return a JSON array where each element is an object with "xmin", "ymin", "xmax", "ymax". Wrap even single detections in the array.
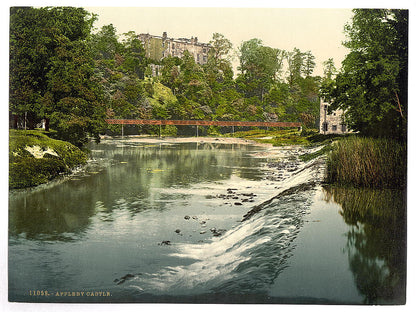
[{"xmin": 326, "ymin": 136, "xmax": 406, "ymax": 189}]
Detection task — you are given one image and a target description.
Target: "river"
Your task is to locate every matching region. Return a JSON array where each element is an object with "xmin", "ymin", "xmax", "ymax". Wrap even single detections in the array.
[{"xmin": 8, "ymin": 137, "xmax": 406, "ymax": 304}]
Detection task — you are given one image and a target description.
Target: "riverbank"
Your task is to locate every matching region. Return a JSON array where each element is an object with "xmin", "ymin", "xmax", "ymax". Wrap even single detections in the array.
[
  {"xmin": 100, "ymin": 135, "xmax": 270, "ymax": 146},
  {"xmin": 9, "ymin": 130, "xmax": 88, "ymax": 189}
]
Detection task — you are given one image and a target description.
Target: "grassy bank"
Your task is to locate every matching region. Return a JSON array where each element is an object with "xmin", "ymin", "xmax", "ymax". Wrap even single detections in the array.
[
  {"xmin": 326, "ymin": 136, "xmax": 406, "ymax": 189},
  {"xmin": 228, "ymin": 128, "xmax": 348, "ymax": 146},
  {"xmin": 228, "ymin": 128, "xmax": 310, "ymax": 145},
  {"xmin": 9, "ymin": 130, "xmax": 88, "ymax": 189}
]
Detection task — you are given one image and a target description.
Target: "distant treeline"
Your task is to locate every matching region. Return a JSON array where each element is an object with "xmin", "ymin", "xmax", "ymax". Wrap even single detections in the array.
[
  {"xmin": 10, "ymin": 8, "xmax": 407, "ymax": 147},
  {"xmin": 10, "ymin": 7, "xmax": 325, "ymax": 146}
]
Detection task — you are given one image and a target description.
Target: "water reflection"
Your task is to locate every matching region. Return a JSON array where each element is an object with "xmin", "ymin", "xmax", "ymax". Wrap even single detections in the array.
[
  {"xmin": 323, "ymin": 186, "xmax": 406, "ymax": 304},
  {"xmin": 9, "ymin": 142, "xmax": 267, "ymax": 242}
]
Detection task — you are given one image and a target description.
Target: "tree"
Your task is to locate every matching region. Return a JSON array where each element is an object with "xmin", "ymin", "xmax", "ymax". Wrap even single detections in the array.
[
  {"xmin": 208, "ymin": 32, "xmax": 233, "ymax": 63},
  {"xmin": 90, "ymin": 24, "xmax": 122, "ymax": 63},
  {"xmin": 120, "ymin": 31, "xmax": 147, "ymax": 78},
  {"xmin": 10, "ymin": 7, "xmax": 105, "ymax": 145},
  {"xmin": 321, "ymin": 9, "xmax": 408, "ymax": 140},
  {"xmin": 322, "ymin": 58, "xmax": 337, "ymax": 82},
  {"xmin": 286, "ymin": 48, "xmax": 304, "ymax": 87},
  {"xmin": 302, "ymin": 50, "xmax": 316, "ymax": 77},
  {"xmin": 237, "ymin": 39, "xmax": 284, "ymax": 100}
]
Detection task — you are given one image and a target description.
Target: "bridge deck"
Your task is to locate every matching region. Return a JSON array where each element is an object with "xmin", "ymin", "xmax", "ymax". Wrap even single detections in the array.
[{"xmin": 106, "ymin": 119, "xmax": 301, "ymax": 128}]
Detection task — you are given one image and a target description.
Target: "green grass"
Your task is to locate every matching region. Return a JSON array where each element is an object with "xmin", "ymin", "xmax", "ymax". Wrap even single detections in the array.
[
  {"xmin": 228, "ymin": 128, "xmax": 311, "ymax": 146},
  {"xmin": 326, "ymin": 136, "xmax": 406, "ymax": 189},
  {"xmin": 299, "ymin": 144, "xmax": 334, "ymax": 162},
  {"xmin": 9, "ymin": 129, "xmax": 88, "ymax": 189}
]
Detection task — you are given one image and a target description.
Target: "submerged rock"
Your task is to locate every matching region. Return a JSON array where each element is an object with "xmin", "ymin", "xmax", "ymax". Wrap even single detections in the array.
[
  {"xmin": 159, "ymin": 240, "xmax": 171, "ymax": 246},
  {"xmin": 114, "ymin": 273, "xmax": 136, "ymax": 285}
]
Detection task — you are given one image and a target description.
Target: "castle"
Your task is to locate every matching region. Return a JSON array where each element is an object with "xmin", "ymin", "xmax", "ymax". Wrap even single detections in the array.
[
  {"xmin": 319, "ymin": 99, "xmax": 350, "ymax": 134},
  {"xmin": 138, "ymin": 32, "xmax": 211, "ymax": 65}
]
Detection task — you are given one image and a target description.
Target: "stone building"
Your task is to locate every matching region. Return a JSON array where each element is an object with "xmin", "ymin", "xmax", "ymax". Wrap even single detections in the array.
[
  {"xmin": 138, "ymin": 32, "xmax": 211, "ymax": 65},
  {"xmin": 319, "ymin": 99, "xmax": 350, "ymax": 134}
]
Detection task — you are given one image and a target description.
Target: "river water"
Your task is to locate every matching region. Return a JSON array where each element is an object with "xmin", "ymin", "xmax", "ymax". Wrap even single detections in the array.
[{"xmin": 8, "ymin": 138, "xmax": 406, "ymax": 304}]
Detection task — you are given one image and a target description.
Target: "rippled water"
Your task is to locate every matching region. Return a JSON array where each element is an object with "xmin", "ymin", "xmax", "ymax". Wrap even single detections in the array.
[{"xmin": 8, "ymin": 139, "xmax": 406, "ymax": 304}]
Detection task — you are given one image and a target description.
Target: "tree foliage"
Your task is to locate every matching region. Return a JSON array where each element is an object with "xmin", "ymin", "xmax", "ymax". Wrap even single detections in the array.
[
  {"xmin": 321, "ymin": 9, "xmax": 408, "ymax": 140},
  {"xmin": 10, "ymin": 7, "xmax": 105, "ymax": 145},
  {"xmin": 10, "ymin": 8, "xmax": 325, "ymax": 141}
]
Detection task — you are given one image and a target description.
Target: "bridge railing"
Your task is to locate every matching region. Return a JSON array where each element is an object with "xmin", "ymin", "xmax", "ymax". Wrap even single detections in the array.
[{"xmin": 105, "ymin": 119, "xmax": 301, "ymax": 128}]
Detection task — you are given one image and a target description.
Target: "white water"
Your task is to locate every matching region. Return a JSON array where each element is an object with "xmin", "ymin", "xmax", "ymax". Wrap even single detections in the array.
[{"xmin": 124, "ymin": 155, "xmax": 325, "ymax": 296}]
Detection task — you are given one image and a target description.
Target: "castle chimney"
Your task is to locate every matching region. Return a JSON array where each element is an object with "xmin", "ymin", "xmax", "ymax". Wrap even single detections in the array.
[{"xmin": 162, "ymin": 32, "xmax": 167, "ymax": 39}]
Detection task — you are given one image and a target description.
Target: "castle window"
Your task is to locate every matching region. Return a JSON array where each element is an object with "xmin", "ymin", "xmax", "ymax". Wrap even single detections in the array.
[
  {"xmin": 341, "ymin": 124, "xmax": 347, "ymax": 132},
  {"xmin": 332, "ymin": 125, "xmax": 337, "ymax": 131},
  {"xmin": 322, "ymin": 122, "xmax": 328, "ymax": 132}
]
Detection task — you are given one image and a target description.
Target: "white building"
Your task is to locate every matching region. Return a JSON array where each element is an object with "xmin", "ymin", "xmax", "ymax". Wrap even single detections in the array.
[{"xmin": 319, "ymin": 99, "xmax": 350, "ymax": 134}]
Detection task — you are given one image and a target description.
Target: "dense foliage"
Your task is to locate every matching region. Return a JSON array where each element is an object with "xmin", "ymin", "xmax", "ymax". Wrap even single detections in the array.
[
  {"xmin": 12, "ymin": 8, "xmax": 408, "ymax": 145},
  {"xmin": 321, "ymin": 9, "xmax": 408, "ymax": 141},
  {"xmin": 10, "ymin": 7, "xmax": 324, "ymax": 143},
  {"xmin": 10, "ymin": 7, "xmax": 106, "ymax": 146}
]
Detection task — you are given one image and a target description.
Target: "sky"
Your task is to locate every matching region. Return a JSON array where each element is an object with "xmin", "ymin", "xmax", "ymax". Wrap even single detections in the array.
[{"xmin": 85, "ymin": 6, "xmax": 353, "ymax": 77}]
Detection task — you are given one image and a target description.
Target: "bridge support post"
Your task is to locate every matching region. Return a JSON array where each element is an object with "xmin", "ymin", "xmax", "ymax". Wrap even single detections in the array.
[
  {"xmin": 159, "ymin": 124, "xmax": 161, "ymax": 138},
  {"xmin": 196, "ymin": 125, "xmax": 199, "ymax": 138},
  {"xmin": 121, "ymin": 124, "xmax": 124, "ymax": 137}
]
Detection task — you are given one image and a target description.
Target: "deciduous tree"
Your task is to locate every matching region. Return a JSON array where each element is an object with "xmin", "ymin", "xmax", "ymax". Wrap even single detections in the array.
[{"xmin": 321, "ymin": 9, "xmax": 408, "ymax": 140}]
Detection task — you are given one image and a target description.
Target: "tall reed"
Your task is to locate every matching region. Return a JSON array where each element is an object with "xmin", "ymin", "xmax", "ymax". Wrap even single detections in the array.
[{"xmin": 326, "ymin": 136, "xmax": 406, "ymax": 189}]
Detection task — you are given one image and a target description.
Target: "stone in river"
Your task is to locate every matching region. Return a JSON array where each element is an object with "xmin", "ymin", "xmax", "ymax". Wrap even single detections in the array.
[{"xmin": 159, "ymin": 240, "xmax": 171, "ymax": 246}]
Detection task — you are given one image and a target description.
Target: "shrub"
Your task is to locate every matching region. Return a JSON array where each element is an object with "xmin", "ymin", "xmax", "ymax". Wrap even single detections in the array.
[
  {"xmin": 161, "ymin": 125, "xmax": 177, "ymax": 136},
  {"xmin": 9, "ymin": 130, "xmax": 88, "ymax": 188}
]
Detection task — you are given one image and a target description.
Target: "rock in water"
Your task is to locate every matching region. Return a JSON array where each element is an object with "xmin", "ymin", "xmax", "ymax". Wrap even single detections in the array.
[{"xmin": 159, "ymin": 240, "xmax": 171, "ymax": 246}]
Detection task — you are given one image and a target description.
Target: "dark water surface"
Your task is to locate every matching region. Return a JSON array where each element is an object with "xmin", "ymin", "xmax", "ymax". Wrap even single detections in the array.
[{"xmin": 8, "ymin": 139, "xmax": 406, "ymax": 304}]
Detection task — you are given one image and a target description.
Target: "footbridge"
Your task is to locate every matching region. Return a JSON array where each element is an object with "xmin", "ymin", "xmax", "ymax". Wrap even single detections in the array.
[{"xmin": 105, "ymin": 119, "xmax": 302, "ymax": 136}]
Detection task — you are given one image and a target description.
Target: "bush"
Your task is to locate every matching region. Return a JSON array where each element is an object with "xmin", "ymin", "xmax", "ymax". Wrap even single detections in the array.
[
  {"xmin": 9, "ymin": 130, "xmax": 88, "ymax": 189},
  {"xmin": 326, "ymin": 136, "xmax": 406, "ymax": 189},
  {"xmin": 161, "ymin": 125, "xmax": 177, "ymax": 136},
  {"xmin": 9, "ymin": 158, "xmax": 69, "ymax": 188}
]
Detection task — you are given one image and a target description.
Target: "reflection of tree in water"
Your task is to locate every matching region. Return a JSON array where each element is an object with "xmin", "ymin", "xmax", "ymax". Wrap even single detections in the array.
[
  {"xmin": 323, "ymin": 186, "xmax": 406, "ymax": 304},
  {"xmin": 9, "ymin": 142, "xmax": 264, "ymax": 242}
]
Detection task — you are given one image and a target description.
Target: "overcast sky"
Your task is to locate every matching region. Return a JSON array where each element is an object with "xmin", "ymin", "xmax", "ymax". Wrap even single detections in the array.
[{"xmin": 85, "ymin": 6, "xmax": 353, "ymax": 77}]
